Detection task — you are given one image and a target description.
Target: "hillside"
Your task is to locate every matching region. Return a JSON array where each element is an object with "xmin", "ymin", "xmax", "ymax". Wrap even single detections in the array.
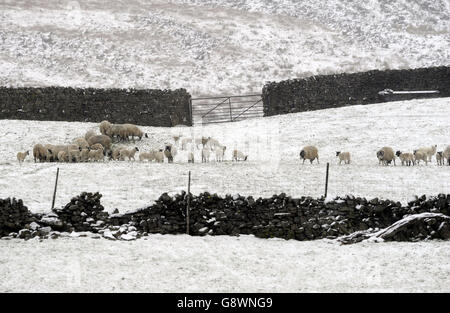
[{"xmin": 1, "ymin": 0, "xmax": 449, "ymax": 96}]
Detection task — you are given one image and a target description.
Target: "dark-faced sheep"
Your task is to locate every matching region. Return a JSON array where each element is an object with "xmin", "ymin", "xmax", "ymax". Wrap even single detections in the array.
[
  {"xmin": 300, "ymin": 146, "xmax": 318, "ymax": 164},
  {"xmin": 336, "ymin": 151, "xmax": 350, "ymax": 165},
  {"xmin": 377, "ymin": 147, "xmax": 395, "ymax": 166},
  {"xmin": 396, "ymin": 151, "xmax": 414, "ymax": 166},
  {"xmin": 164, "ymin": 145, "xmax": 174, "ymax": 163}
]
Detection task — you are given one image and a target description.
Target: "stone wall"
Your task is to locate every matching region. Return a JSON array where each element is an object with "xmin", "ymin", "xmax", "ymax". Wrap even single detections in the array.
[
  {"xmin": 0, "ymin": 87, "xmax": 192, "ymax": 126},
  {"xmin": 2, "ymin": 192, "xmax": 449, "ymax": 242},
  {"xmin": 262, "ymin": 66, "xmax": 450, "ymax": 116}
]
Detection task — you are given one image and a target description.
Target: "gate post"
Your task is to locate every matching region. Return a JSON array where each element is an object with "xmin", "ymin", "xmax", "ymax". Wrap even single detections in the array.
[{"xmin": 228, "ymin": 97, "xmax": 232, "ymax": 122}]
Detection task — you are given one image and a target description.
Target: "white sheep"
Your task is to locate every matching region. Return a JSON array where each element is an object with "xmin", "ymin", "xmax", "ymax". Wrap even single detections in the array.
[
  {"xmin": 89, "ymin": 147, "xmax": 105, "ymax": 162},
  {"xmin": 99, "ymin": 120, "xmax": 112, "ymax": 136},
  {"xmin": 300, "ymin": 146, "xmax": 318, "ymax": 164},
  {"xmin": 413, "ymin": 149, "xmax": 428, "ymax": 165},
  {"xmin": 120, "ymin": 147, "xmax": 139, "ymax": 161},
  {"xmin": 215, "ymin": 146, "xmax": 226, "ymax": 162},
  {"xmin": 201, "ymin": 147, "xmax": 210, "ymax": 162},
  {"xmin": 395, "ymin": 151, "xmax": 415, "ymax": 166},
  {"xmin": 233, "ymin": 149, "xmax": 248, "ymax": 161},
  {"xmin": 416, "ymin": 145, "xmax": 437, "ymax": 162},
  {"xmin": 443, "ymin": 146, "xmax": 450, "ymax": 166},
  {"xmin": 139, "ymin": 151, "xmax": 155, "ymax": 162},
  {"xmin": 17, "ymin": 151, "xmax": 29, "ymax": 163},
  {"xmin": 336, "ymin": 151, "xmax": 350, "ymax": 165},
  {"xmin": 181, "ymin": 138, "xmax": 192, "ymax": 150},
  {"xmin": 154, "ymin": 149, "xmax": 164, "ymax": 163},
  {"xmin": 188, "ymin": 152, "xmax": 194, "ymax": 163},
  {"xmin": 377, "ymin": 147, "xmax": 395, "ymax": 166}
]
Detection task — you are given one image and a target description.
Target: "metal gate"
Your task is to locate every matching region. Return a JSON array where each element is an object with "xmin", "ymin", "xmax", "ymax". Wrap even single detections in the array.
[{"xmin": 190, "ymin": 94, "xmax": 263, "ymax": 125}]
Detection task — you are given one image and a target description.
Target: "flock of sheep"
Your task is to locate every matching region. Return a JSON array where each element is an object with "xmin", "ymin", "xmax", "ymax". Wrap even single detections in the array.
[
  {"xmin": 17, "ymin": 120, "xmax": 248, "ymax": 164},
  {"xmin": 15, "ymin": 120, "xmax": 450, "ymax": 166},
  {"xmin": 298, "ymin": 145, "xmax": 450, "ymax": 166}
]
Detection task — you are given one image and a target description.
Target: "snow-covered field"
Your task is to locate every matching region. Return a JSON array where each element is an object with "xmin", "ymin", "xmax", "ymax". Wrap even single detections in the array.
[
  {"xmin": 1, "ymin": 235, "xmax": 450, "ymax": 292},
  {"xmin": 0, "ymin": 97, "xmax": 449, "ymax": 213},
  {"xmin": 1, "ymin": 0, "xmax": 449, "ymax": 95}
]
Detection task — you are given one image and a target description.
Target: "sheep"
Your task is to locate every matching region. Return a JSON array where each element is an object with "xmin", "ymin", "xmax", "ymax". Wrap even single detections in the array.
[
  {"xmin": 195, "ymin": 137, "xmax": 210, "ymax": 149},
  {"xmin": 89, "ymin": 147, "xmax": 105, "ymax": 162},
  {"xmin": 233, "ymin": 149, "xmax": 248, "ymax": 162},
  {"xmin": 181, "ymin": 138, "xmax": 192, "ymax": 150},
  {"xmin": 376, "ymin": 147, "xmax": 395, "ymax": 166},
  {"xmin": 417, "ymin": 145, "xmax": 437, "ymax": 162},
  {"xmin": 299, "ymin": 146, "xmax": 318, "ymax": 164},
  {"xmin": 109, "ymin": 147, "xmax": 124, "ymax": 161},
  {"xmin": 123, "ymin": 124, "xmax": 147, "ymax": 141},
  {"xmin": 80, "ymin": 148, "xmax": 90, "ymax": 162},
  {"xmin": 119, "ymin": 147, "xmax": 139, "ymax": 161},
  {"xmin": 44, "ymin": 144, "xmax": 69, "ymax": 162},
  {"xmin": 188, "ymin": 152, "xmax": 194, "ymax": 163},
  {"xmin": 395, "ymin": 151, "xmax": 414, "ymax": 166},
  {"xmin": 68, "ymin": 146, "xmax": 82, "ymax": 163},
  {"xmin": 164, "ymin": 145, "xmax": 175, "ymax": 163},
  {"xmin": 57, "ymin": 151, "xmax": 69, "ymax": 162},
  {"xmin": 215, "ymin": 146, "xmax": 226, "ymax": 162},
  {"xmin": 139, "ymin": 151, "xmax": 155, "ymax": 162},
  {"xmin": 85, "ymin": 130, "xmax": 97, "ymax": 141},
  {"xmin": 208, "ymin": 138, "xmax": 220, "ymax": 151},
  {"xmin": 436, "ymin": 152, "xmax": 443, "ymax": 166},
  {"xmin": 106, "ymin": 124, "xmax": 125, "ymax": 142},
  {"xmin": 87, "ymin": 135, "xmax": 112, "ymax": 151},
  {"xmin": 99, "ymin": 120, "xmax": 112, "ymax": 136},
  {"xmin": 154, "ymin": 149, "xmax": 164, "ymax": 163},
  {"xmin": 90, "ymin": 143, "xmax": 105, "ymax": 151},
  {"xmin": 413, "ymin": 149, "xmax": 428, "ymax": 165},
  {"xmin": 336, "ymin": 151, "xmax": 350, "ymax": 165},
  {"xmin": 33, "ymin": 144, "xmax": 47, "ymax": 162},
  {"xmin": 443, "ymin": 146, "xmax": 450, "ymax": 166},
  {"xmin": 17, "ymin": 151, "xmax": 29, "ymax": 163},
  {"xmin": 173, "ymin": 135, "xmax": 182, "ymax": 146},
  {"xmin": 73, "ymin": 137, "xmax": 89, "ymax": 150}
]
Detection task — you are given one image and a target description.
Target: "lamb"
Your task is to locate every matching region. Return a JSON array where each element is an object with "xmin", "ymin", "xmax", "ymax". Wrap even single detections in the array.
[
  {"xmin": 215, "ymin": 146, "xmax": 226, "ymax": 162},
  {"xmin": 154, "ymin": 149, "xmax": 164, "ymax": 163},
  {"xmin": 33, "ymin": 144, "xmax": 47, "ymax": 162},
  {"xmin": 181, "ymin": 138, "xmax": 192, "ymax": 150},
  {"xmin": 119, "ymin": 147, "xmax": 139, "ymax": 161},
  {"xmin": 89, "ymin": 147, "xmax": 105, "ymax": 162},
  {"xmin": 164, "ymin": 145, "xmax": 175, "ymax": 163},
  {"xmin": 87, "ymin": 135, "xmax": 112, "ymax": 151},
  {"xmin": 57, "ymin": 151, "xmax": 69, "ymax": 162},
  {"xmin": 395, "ymin": 151, "xmax": 414, "ymax": 166},
  {"xmin": 436, "ymin": 152, "xmax": 443, "ymax": 166},
  {"xmin": 68, "ymin": 146, "xmax": 82, "ymax": 163},
  {"xmin": 73, "ymin": 137, "xmax": 89, "ymax": 150},
  {"xmin": 17, "ymin": 151, "xmax": 29, "ymax": 163},
  {"xmin": 110, "ymin": 147, "xmax": 123, "ymax": 161},
  {"xmin": 188, "ymin": 152, "xmax": 194, "ymax": 163},
  {"xmin": 416, "ymin": 145, "xmax": 437, "ymax": 162},
  {"xmin": 201, "ymin": 147, "xmax": 210, "ymax": 163},
  {"xmin": 336, "ymin": 151, "xmax": 350, "ymax": 165},
  {"xmin": 233, "ymin": 149, "xmax": 248, "ymax": 162},
  {"xmin": 443, "ymin": 146, "xmax": 450, "ymax": 166},
  {"xmin": 413, "ymin": 149, "xmax": 428, "ymax": 165},
  {"xmin": 139, "ymin": 151, "xmax": 155, "ymax": 162},
  {"xmin": 299, "ymin": 146, "xmax": 318, "ymax": 164},
  {"xmin": 99, "ymin": 120, "xmax": 112, "ymax": 136},
  {"xmin": 376, "ymin": 147, "xmax": 395, "ymax": 166},
  {"xmin": 84, "ymin": 130, "xmax": 97, "ymax": 141}
]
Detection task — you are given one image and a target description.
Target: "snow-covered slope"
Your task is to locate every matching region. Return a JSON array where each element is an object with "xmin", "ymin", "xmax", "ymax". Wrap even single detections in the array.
[
  {"xmin": 0, "ymin": 97, "xmax": 449, "ymax": 213},
  {"xmin": 1, "ymin": 235, "xmax": 450, "ymax": 292},
  {"xmin": 1, "ymin": 0, "xmax": 449, "ymax": 96}
]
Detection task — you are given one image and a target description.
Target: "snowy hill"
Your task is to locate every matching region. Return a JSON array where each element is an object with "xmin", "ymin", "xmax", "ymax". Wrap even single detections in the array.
[
  {"xmin": 0, "ymin": 97, "xmax": 449, "ymax": 212},
  {"xmin": 1, "ymin": 0, "xmax": 449, "ymax": 96}
]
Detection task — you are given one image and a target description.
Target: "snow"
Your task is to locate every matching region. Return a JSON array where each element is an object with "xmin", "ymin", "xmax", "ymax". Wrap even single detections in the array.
[
  {"xmin": 0, "ymin": 97, "xmax": 449, "ymax": 213},
  {"xmin": 0, "ymin": 0, "xmax": 449, "ymax": 96},
  {"xmin": 0, "ymin": 235, "xmax": 449, "ymax": 292}
]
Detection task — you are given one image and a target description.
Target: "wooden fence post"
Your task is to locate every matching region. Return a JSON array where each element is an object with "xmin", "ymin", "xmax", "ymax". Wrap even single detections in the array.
[
  {"xmin": 324, "ymin": 163, "xmax": 329, "ymax": 198},
  {"xmin": 186, "ymin": 171, "xmax": 191, "ymax": 235},
  {"xmin": 51, "ymin": 167, "xmax": 60, "ymax": 210}
]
